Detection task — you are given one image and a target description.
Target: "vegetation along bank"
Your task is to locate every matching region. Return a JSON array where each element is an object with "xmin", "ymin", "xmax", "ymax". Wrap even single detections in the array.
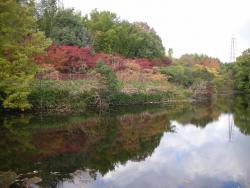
[{"xmin": 1, "ymin": 0, "xmax": 249, "ymax": 113}]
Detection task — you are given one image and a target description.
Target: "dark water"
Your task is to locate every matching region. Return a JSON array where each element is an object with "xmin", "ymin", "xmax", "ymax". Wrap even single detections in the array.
[{"xmin": 0, "ymin": 96, "xmax": 250, "ymax": 188}]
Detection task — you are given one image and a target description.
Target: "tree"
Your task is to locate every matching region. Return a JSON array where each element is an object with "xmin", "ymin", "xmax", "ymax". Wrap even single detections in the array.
[
  {"xmin": 0, "ymin": 0, "xmax": 51, "ymax": 110},
  {"xmin": 50, "ymin": 9, "xmax": 91, "ymax": 46},
  {"xmin": 86, "ymin": 10, "xmax": 118, "ymax": 53},
  {"xmin": 36, "ymin": 0, "xmax": 57, "ymax": 37},
  {"xmin": 87, "ymin": 9, "xmax": 118, "ymax": 34},
  {"xmin": 234, "ymin": 49, "xmax": 250, "ymax": 95},
  {"xmin": 36, "ymin": 45, "xmax": 97, "ymax": 73},
  {"xmin": 86, "ymin": 10, "xmax": 165, "ymax": 59},
  {"xmin": 131, "ymin": 22, "xmax": 165, "ymax": 58}
]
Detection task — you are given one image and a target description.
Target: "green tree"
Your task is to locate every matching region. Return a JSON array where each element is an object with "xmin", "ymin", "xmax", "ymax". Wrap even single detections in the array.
[
  {"xmin": 87, "ymin": 10, "xmax": 118, "ymax": 53},
  {"xmin": 234, "ymin": 49, "xmax": 250, "ymax": 95},
  {"xmin": 86, "ymin": 10, "xmax": 165, "ymax": 59},
  {"xmin": 131, "ymin": 22, "xmax": 165, "ymax": 58},
  {"xmin": 50, "ymin": 9, "xmax": 91, "ymax": 46},
  {"xmin": 0, "ymin": 0, "xmax": 51, "ymax": 110},
  {"xmin": 36, "ymin": 0, "xmax": 57, "ymax": 37},
  {"xmin": 87, "ymin": 9, "xmax": 118, "ymax": 34}
]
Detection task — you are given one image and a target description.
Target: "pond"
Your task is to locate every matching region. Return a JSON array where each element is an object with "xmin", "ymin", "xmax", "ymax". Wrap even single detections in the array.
[{"xmin": 0, "ymin": 96, "xmax": 250, "ymax": 188}]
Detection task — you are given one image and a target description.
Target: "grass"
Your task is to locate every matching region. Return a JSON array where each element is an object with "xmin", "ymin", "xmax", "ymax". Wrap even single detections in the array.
[
  {"xmin": 28, "ymin": 80, "xmax": 100, "ymax": 112},
  {"xmin": 32, "ymin": 79, "xmax": 102, "ymax": 93}
]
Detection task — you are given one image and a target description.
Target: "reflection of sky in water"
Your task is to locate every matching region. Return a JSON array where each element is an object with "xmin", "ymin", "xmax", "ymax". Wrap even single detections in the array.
[{"xmin": 61, "ymin": 113, "xmax": 250, "ymax": 188}]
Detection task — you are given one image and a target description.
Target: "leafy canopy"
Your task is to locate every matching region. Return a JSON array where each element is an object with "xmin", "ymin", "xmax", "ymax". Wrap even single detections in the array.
[
  {"xmin": 50, "ymin": 9, "xmax": 91, "ymax": 46},
  {"xmin": 233, "ymin": 49, "xmax": 250, "ymax": 95},
  {"xmin": 36, "ymin": 0, "xmax": 57, "ymax": 37},
  {"xmin": 0, "ymin": 0, "xmax": 51, "ymax": 110},
  {"xmin": 87, "ymin": 10, "xmax": 165, "ymax": 59}
]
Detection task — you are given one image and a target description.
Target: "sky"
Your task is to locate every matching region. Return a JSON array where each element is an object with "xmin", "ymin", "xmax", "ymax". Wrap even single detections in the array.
[{"xmin": 63, "ymin": 0, "xmax": 250, "ymax": 62}]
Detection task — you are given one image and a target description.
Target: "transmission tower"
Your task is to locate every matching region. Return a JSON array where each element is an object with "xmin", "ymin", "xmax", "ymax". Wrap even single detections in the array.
[{"xmin": 229, "ymin": 35, "xmax": 237, "ymax": 63}]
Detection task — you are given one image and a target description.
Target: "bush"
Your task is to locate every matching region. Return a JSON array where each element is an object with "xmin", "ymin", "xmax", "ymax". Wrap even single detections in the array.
[
  {"xmin": 160, "ymin": 65, "xmax": 215, "ymax": 88},
  {"xmin": 95, "ymin": 59, "xmax": 119, "ymax": 92},
  {"xmin": 160, "ymin": 66, "xmax": 187, "ymax": 85}
]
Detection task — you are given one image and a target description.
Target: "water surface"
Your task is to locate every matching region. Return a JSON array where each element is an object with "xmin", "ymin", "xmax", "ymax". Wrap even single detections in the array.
[{"xmin": 0, "ymin": 96, "xmax": 250, "ymax": 188}]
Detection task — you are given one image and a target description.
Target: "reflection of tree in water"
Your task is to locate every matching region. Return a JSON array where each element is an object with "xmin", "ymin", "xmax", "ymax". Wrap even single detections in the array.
[
  {"xmin": 169, "ymin": 96, "xmax": 250, "ymax": 137},
  {"xmin": 0, "ymin": 115, "xmax": 37, "ymax": 172},
  {"xmin": 233, "ymin": 95, "xmax": 250, "ymax": 135},
  {"xmin": 83, "ymin": 112, "xmax": 169, "ymax": 175},
  {"xmin": 0, "ymin": 109, "xmax": 170, "ymax": 187},
  {"xmin": 169, "ymin": 102, "xmax": 220, "ymax": 127}
]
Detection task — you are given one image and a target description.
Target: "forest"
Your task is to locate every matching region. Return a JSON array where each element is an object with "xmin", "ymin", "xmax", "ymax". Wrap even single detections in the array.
[{"xmin": 0, "ymin": 0, "xmax": 250, "ymax": 112}]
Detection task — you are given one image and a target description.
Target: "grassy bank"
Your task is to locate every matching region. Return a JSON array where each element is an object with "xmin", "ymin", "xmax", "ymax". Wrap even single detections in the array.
[
  {"xmin": 28, "ymin": 79, "xmax": 190, "ymax": 112},
  {"xmin": 28, "ymin": 80, "xmax": 93, "ymax": 113},
  {"xmin": 26, "ymin": 56, "xmax": 230, "ymax": 113}
]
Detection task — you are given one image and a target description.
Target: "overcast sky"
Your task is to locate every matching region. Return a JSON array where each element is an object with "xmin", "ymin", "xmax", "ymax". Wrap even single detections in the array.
[{"xmin": 63, "ymin": 0, "xmax": 250, "ymax": 62}]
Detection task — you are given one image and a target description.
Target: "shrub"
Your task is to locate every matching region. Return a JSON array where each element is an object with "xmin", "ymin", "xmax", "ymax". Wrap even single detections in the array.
[
  {"xmin": 36, "ymin": 45, "xmax": 96, "ymax": 73},
  {"xmin": 96, "ymin": 59, "xmax": 119, "ymax": 92},
  {"xmin": 160, "ymin": 65, "xmax": 215, "ymax": 88}
]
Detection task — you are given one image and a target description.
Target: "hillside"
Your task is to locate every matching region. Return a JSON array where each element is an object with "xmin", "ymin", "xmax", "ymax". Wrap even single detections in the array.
[{"xmin": 0, "ymin": 1, "xmax": 235, "ymax": 112}]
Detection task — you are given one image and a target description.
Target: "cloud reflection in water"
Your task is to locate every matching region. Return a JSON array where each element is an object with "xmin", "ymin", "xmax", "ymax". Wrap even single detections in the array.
[{"xmin": 62, "ymin": 113, "xmax": 250, "ymax": 188}]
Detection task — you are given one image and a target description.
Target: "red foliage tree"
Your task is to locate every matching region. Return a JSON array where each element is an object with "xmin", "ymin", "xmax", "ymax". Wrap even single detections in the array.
[{"xmin": 36, "ymin": 45, "xmax": 98, "ymax": 73}]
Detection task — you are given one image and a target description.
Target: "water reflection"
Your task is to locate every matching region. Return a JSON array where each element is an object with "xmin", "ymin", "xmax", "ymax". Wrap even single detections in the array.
[
  {"xmin": 0, "ymin": 96, "xmax": 250, "ymax": 187},
  {"xmin": 58, "ymin": 113, "xmax": 250, "ymax": 188}
]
